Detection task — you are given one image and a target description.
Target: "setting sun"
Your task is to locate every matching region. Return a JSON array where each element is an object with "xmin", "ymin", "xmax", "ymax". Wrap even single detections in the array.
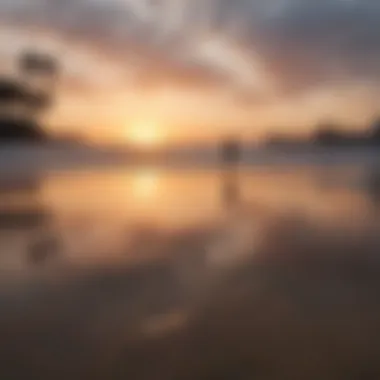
[{"xmin": 126, "ymin": 121, "xmax": 163, "ymax": 147}]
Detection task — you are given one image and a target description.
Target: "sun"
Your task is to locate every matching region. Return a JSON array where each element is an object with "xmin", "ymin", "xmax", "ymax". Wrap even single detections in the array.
[{"xmin": 125, "ymin": 121, "xmax": 163, "ymax": 147}]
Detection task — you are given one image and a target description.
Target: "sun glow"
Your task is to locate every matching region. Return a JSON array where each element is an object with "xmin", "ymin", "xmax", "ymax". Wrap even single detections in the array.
[{"xmin": 126, "ymin": 121, "xmax": 163, "ymax": 147}]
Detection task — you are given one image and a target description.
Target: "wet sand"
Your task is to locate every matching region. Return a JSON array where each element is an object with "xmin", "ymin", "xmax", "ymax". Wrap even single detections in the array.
[
  {"xmin": 0, "ymin": 164, "xmax": 380, "ymax": 379},
  {"xmin": 0, "ymin": 218, "xmax": 380, "ymax": 380}
]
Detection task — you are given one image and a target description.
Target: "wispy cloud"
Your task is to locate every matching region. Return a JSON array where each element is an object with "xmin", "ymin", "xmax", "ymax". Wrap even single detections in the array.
[{"xmin": 2, "ymin": 0, "xmax": 380, "ymax": 100}]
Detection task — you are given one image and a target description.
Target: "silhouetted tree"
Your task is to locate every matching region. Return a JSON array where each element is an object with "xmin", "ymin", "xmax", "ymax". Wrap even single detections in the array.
[
  {"xmin": 0, "ymin": 51, "xmax": 59, "ymax": 142},
  {"xmin": 20, "ymin": 51, "xmax": 59, "ymax": 111},
  {"xmin": 0, "ymin": 78, "xmax": 27, "ymax": 104},
  {"xmin": 370, "ymin": 118, "xmax": 380, "ymax": 143},
  {"xmin": 314, "ymin": 123, "xmax": 343, "ymax": 146}
]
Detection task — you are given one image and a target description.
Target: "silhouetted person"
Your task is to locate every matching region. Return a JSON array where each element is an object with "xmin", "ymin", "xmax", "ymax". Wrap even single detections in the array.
[
  {"xmin": 219, "ymin": 138, "xmax": 242, "ymax": 210},
  {"xmin": 219, "ymin": 138, "xmax": 241, "ymax": 166}
]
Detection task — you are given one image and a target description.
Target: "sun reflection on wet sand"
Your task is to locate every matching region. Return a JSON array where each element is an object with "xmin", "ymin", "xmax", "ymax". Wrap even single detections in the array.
[
  {"xmin": 0, "ymin": 165, "xmax": 380, "ymax": 378},
  {"xmin": 0, "ymin": 165, "xmax": 379, "ymax": 272},
  {"xmin": 131, "ymin": 169, "xmax": 161, "ymax": 199}
]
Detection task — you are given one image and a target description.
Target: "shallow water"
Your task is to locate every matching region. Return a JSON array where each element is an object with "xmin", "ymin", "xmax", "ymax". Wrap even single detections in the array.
[
  {"xmin": 0, "ymin": 164, "xmax": 378, "ymax": 269},
  {"xmin": 1, "ymin": 163, "xmax": 380, "ymax": 379}
]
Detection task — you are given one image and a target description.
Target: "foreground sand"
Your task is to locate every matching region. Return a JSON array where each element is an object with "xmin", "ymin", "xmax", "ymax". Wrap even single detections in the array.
[{"xmin": 0, "ymin": 217, "xmax": 380, "ymax": 380}]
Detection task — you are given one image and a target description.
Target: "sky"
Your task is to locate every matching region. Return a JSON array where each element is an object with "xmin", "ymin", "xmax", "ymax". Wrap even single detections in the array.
[{"xmin": 2, "ymin": 0, "xmax": 380, "ymax": 145}]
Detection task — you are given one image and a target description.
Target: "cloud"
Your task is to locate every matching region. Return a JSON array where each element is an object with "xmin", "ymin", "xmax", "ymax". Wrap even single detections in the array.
[
  {"xmin": 0, "ymin": 0, "xmax": 273, "ymax": 96},
  {"xmin": 2, "ymin": 0, "xmax": 380, "ymax": 100},
  {"xmin": 259, "ymin": 0, "xmax": 380, "ymax": 92}
]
